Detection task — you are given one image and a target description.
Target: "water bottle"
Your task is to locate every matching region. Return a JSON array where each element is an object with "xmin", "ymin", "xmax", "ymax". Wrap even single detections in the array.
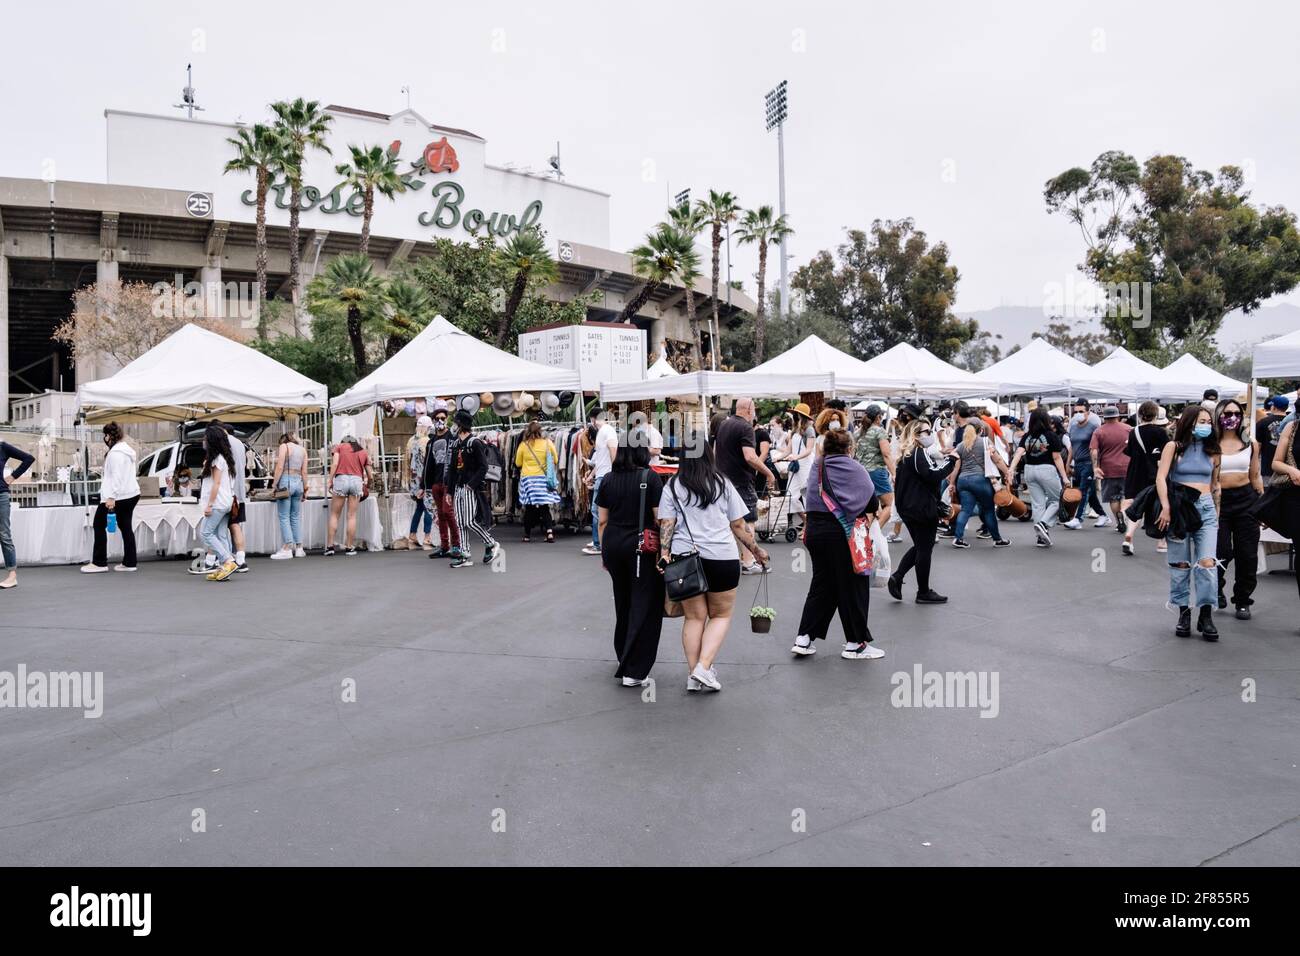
[{"xmin": 106, "ymin": 511, "xmax": 118, "ymax": 534}]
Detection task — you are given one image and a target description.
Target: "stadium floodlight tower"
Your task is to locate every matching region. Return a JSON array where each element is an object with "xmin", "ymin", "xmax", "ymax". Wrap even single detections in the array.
[{"xmin": 764, "ymin": 80, "xmax": 789, "ymax": 317}]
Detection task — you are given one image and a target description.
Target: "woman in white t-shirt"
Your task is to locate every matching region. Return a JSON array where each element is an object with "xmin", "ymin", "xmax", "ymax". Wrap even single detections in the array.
[
  {"xmin": 657, "ymin": 438, "xmax": 769, "ymax": 693},
  {"xmin": 199, "ymin": 423, "xmax": 239, "ymax": 581}
]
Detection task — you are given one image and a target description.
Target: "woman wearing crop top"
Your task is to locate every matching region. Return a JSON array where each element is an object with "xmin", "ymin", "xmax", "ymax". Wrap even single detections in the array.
[
  {"xmin": 1155, "ymin": 405, "xmax": 1221, "ymax": 640},
  {"xmin": 1213, "ymin": 399, "xmax": 1263, "ymax": 619}
]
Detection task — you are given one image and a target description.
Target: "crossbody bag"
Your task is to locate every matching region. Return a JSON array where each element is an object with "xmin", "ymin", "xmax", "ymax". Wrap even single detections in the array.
[
  {"xmin": 524, "ymin": 439, "xmax": 559, "ymax": 492},
  {"xmin": 662, "ymin": 478, "xmax": 709, "ymax": 600},
  {"xmin": 819, "ymin": 459, "xmax": 875, "ymax": 576}
]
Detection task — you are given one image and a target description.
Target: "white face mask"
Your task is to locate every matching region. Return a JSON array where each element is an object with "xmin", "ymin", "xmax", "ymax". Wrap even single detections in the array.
[{"xmin": 918, "ymin": 434, "xmax": 936, "ymax": 448}]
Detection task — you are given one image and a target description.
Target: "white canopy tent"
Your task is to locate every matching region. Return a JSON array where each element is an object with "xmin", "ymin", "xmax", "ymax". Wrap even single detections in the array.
[
  {"xmin": 852, "ymin": 342, "xmax": 993, "ymax": 397},
  {"xmin": 1142, "ymin": 353, "xmax": 1259, "ymax": 402},
  {"xmin": 77, "ymin": 323, "xmax": 329, "ymax": 424},
  {"xmin": 646, "ymin": 355, "xmax": 677, "ymax": 379},
  {"xmin": 747, "ymin": 334, "xmax": 891, "ymax": 393},
  {"xmin": 979, "ymin": 338, "xmax": 1107, "ymax": 397},
  {"xmin": 332, "ymin": 315, "xmax": 581, "ymax": 411},
  {"xmin": 1080, "ymin": 346, "xmax": 1166, "ymax": 398},
  {"xmin": 600, "ymin": 370, "xmax": 835, "ymax": 404},
  {"xmin": 1252, "ymin": 328, "xmax": 1300, "ymax": 380}
]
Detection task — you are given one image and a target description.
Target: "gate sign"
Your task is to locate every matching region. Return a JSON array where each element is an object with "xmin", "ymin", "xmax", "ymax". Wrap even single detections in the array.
[{"xmin": 185, "ymin": 192, "xmax": 213, "ymax": 217}]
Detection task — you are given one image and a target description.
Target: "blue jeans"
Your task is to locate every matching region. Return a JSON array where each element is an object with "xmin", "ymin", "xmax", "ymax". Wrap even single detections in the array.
[
  {"xmin": 1168, "ymin": 492, "xmax": 1219, "ymax": 609},
  {"xmin": 590, "ymin": 475, "xmax": 604, "ymax": 547},
  {"xmin": 201, "ymin": 507, "xmax": 234, "ymax": 564},
  {"xmin": 1070, "ymin": 458, "xmax": 1104, "ymax": 520},
  {"xmin": 954, "ymin": 474, "xmax": 1000, "ymax": 541},
  {"xmin": 276, "ymin": 475, "xmax": 304, "ymax": 547},
  {"xmin": 0, "ymin": 491, "xmax": 14, "ymax": 570},
  {"xmin": 408, "ymin": 494, "xmax": 433, "ymax": 535}
]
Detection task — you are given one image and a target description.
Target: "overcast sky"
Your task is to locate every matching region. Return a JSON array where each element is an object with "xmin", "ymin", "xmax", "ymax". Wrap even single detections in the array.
[{"xmin": 4, "ymin": 0, "xmax": 1299, "ymax": 314}]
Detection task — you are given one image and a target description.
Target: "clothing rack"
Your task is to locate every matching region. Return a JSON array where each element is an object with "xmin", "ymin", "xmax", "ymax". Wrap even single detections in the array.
[{"xmin": 472, "ymin": 422, "xmax": 588, "ymax": 533}]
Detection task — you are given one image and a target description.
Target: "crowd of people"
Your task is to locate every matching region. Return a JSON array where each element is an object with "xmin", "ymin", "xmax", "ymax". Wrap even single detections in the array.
[{"xmin": 44, "ymin": 379, "xmax": 1300, "ymax": 689}]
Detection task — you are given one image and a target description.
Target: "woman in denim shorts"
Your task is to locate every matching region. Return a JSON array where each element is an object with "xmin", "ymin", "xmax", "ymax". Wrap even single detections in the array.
[{"xmin": 327, "ymin": 436, "xmax": 372, "ymax": 556}]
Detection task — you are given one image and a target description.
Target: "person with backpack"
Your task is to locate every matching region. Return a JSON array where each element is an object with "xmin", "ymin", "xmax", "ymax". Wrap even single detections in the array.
[
  {"xmin": 1121, "ymin": 401, "xmax": 1170, "ymax": 557},
  {"xmin": 1008, "ymin": 407, "xmax": 1070, "ymax": 548},
  {"xmin": 446, "ymin": 410, "xmax": 500, "ymax": 569},
  {"xmin": 421, "ymin": 404, "xmax": 462, "ymax": 560},
  {"xmin": 515, "ymin": 419, "xmax": 560, "ymax": 543}
]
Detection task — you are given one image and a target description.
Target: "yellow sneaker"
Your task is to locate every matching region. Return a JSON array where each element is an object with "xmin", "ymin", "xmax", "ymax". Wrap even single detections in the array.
[{"xmin": 206, "ymin": 560, "xmax": 238, "ymax": 581}]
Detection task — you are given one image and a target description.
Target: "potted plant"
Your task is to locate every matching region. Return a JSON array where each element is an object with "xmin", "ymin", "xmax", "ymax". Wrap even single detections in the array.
[{"xmin": 750, "ymin": 606, "xmax": 776, "ymax": 633}]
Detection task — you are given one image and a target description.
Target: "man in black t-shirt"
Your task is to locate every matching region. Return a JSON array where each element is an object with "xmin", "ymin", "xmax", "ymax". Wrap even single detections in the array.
[
  {"xmin": 1257, "ymin": 395, "xmax": 1289, "ymax": 477},
  {"xmin": 713, "ymin": 397, "xmax": 776, "ymax": 572}
]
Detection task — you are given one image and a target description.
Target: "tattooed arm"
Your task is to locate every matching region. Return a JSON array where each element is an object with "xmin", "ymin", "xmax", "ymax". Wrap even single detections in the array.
[{"xmin": 658, "ymin": 518, "xmax": 676, "ymax": 569}]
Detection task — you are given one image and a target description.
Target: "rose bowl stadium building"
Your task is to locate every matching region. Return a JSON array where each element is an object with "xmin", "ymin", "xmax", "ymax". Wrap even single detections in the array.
[{"xmin": 0, "ymin": 104, "xmax": 753, "ymax": 415}]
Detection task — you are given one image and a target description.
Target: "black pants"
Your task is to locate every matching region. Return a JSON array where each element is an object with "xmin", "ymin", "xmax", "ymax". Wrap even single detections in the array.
[
  {"xmin": 895, "ymin": 517, "xmax": 938, "ymax": 592},
  {"xmin": 1217, "ymin": 485, "xmax": 1261, "ymax": 607},
  {"xmin": 92, "ymin": 495, "xmax": 140, "ymax": 568},
  {"xmin": 796, "ymin": 512, "xmax": 872, "ymax": 644},
  {"xmin": 605, "ymin": 544, "xmax": 665, "ymax": 680},
  {"xmin": 522, "ymin": 504, "xmax": 554, "ymax": 537}
]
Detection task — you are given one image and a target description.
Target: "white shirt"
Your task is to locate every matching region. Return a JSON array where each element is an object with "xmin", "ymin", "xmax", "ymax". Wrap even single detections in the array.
[
  {"xmin": 592, "ymin": 423, "xmax": 618, "ymax": 479},
  {"xmin": 646, "ymin": 424, "xmax": 664, "ymax": 466},
  {"xmin": 201, "ymin": 457, "xmax": 234, "ymax": 513},
  {"xmin": 658, "ymin": 476, "xmax": 749, "ymax": 561}
]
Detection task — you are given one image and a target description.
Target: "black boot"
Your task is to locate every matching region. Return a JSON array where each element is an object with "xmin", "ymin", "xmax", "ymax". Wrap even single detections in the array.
[
  {"xmin": 1175, "ymin": 606, "xmax": 1191, "ymax": 638},
  {"xmin": 1197, "ymin": 606, "xmax": 1219, "ymax": 641}
]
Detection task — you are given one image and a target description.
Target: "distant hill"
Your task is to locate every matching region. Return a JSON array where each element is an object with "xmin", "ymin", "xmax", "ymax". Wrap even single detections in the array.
[{"xmin": 958, "ymin": 301, "xmax": 1300, "ymax": 357}]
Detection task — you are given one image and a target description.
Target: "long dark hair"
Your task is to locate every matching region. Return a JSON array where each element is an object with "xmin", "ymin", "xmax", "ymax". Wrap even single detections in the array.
[
  {"xmin": 1214, "ymin": 398, "xmax": 1248, "ymax": 442},
  {"xmin": 1172, "ymin": 404, "xmax": 1220, "ymax": 457},
  {"xmin": 201, "ymin": 424, "xmax": 236, "ymax": 480},
  {"xmin": 612, "ymin": 440, "xmax": 650, "ymax": 472},
  {"xmin": 670, "ymin": 435, "xmax": 726, "ymax": 507},
  {"xmin": 1027, "ymin": 406, "xmax": 1052, "ymax": 437}
]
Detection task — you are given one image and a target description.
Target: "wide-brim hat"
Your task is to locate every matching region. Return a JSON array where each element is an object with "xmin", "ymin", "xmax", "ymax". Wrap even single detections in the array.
[
  {"xmin": 540, "ymin": 391, "xmax": 561, "ymax": 413},
  {"xmin": 493, "ymin": 393, "xmax": 516, "ymax": 415},
  {"xmin": 557, "ymin": 391, "xmax": 575, "ymax": 409},
  {"xmin": 791, "ymin": 402, "xmax": 813, "ymax": 420},
  {"xmin": 1102, "ymin": 405, "xmax": 1121, "ymax": 419},
  {"xmin": 458, "ymin": 393, "xmax": 480, "ymax": 415}
]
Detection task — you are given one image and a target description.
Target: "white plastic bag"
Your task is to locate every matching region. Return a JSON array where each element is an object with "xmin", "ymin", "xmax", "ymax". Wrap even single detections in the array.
[{"xmin": 869, "ymin": 519, "xmax": 891, "ymax": 586}]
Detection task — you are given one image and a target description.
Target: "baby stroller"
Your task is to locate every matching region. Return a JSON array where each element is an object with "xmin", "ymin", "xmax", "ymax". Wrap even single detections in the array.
[{"xmin": 757, "ymin": 493, "xmax": 800, "ymax": 543}]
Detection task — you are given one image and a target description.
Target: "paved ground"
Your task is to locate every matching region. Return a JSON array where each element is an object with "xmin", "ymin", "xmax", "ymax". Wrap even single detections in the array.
[{"xmin": 0, "ymin": 514, "xmax": 1296, "ymax": 867}]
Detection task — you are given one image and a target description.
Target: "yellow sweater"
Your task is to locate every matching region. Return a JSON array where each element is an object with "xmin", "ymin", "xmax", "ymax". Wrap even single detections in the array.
[{"xmin": 515, "ymin": 438, "xmax": 558, "ymax": 478}]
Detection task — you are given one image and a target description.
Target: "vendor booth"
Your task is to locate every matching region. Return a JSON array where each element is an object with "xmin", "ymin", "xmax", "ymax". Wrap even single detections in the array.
[
  {"xmin": 1142, "ymin": 353, "xmax": 1258, "ymax": 402},
  {"xmin": 852, "ymin": 342, "xmax": 993, "ymax": 398},
  {"xmin": 979, "ymin": 338, "xmax": 1110, "ymax": 398},
  {"xmin": 17, "ymin": 323, "xmax": 349, "ymax": 566}
]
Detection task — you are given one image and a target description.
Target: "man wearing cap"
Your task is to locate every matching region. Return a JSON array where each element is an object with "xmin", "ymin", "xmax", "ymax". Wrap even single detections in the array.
[
  {"xmin": 421, "ymin": 402, "xmax": 461, "ymax": 559},
  {"xmin": 1256, "ymin": 395, "xmax": 1290, "ymax": 478},
  {"xmin": 1089, "ymin": 405, "xmax": 1131, "ymax": 531}
]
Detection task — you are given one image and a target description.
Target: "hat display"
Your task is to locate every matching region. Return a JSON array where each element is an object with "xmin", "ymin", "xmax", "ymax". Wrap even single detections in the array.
[
  {"xmin": 540, "ymin": 391, "xmax": 560, "ymax": 413},
  {"xmin": 431, "ymin": 398, "xmax": 449, "ymax": 414},
  {"xmin": 1102, "ymin": 405, "xmax": 1121, "ymax": 419},
  {"xmin": 791, "ymin": 402, "xmax": 813, "ymax": 420},
  {"xmin": 480, "ymin": 392, "xmax": 495, "ymax": 407},
  {"xmin": 414, "ymin": 399, "xmax": 427, "ymax": 415},
  {"xmin": 557, "ymin": 391, "xmax": 575, "ymax": 409},
  {"xmin": 403, "ymin": 400, "xmax": 416, "ymax": 417},
  {"xmin": 517, "ymin": 392, "xmax": 535, "ymax": 412},
  {"xmin": 458, "ymin": 393, "xmax": 480, "ymax": 415},
  {"xmin": 493, "ymin": 393, "xmax": 516, "ymax": 415}
]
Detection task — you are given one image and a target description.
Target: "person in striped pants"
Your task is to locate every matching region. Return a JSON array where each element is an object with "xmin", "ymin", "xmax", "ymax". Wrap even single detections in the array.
[{"xmin": 446, "ymin": 410, "xmax": 499, "ymax": 569}]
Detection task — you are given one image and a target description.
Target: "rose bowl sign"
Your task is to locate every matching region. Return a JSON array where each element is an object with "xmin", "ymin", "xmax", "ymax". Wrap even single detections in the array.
[{"xmin": 241, "ymin": 134, "xmax": 541, "ymax": 239}]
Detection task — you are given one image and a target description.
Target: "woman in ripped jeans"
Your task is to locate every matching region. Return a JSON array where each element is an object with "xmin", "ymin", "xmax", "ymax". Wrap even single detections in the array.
[{"xmin": 1155, "ymin": 406, "xmax": 1222, "ymax": 641}]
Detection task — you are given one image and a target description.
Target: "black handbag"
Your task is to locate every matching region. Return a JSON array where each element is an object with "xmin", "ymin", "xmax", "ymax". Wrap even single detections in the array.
[{"xmin": 663, "ymin": 478, "xmax": 709, "ymax": 601}]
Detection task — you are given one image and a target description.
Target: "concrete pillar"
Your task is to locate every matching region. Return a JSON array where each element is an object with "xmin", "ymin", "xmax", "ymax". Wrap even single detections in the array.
[
  {"xmin": 200, "ymin": 263, "xmax": 224, "ymax": 321},
  {"xmin": 78, "ymin": 257, "xmax": 121, "ymax": 386},
  {"xmin": 0, "ymin": 253, "xmax": 9, "ymax": 421},
  {"xmin": 649, "ymin": 317, "xmax": 666, "ymax": 361}
]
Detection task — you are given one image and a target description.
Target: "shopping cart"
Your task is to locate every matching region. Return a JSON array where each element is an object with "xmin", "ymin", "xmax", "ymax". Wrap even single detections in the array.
[{"xmin": 757, "ymin": 494, "xmax": 800, "ymax": 543}]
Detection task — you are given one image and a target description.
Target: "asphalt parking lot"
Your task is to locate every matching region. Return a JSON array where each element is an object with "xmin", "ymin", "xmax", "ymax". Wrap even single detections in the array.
[{"xmin": 1, "ymin": 517, "xmax": 1296, "ymax": 866}]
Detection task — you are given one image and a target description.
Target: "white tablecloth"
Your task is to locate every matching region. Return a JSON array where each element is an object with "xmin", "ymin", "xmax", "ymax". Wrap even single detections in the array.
[{"xmin": 13, "ymin": 497, "xmax": 384, "ymax": 566}]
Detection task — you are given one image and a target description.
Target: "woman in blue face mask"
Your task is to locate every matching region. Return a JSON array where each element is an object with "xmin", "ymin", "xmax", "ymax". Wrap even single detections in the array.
[{"xmin": 1155, "ymin": 406, "xmax": 1222, "ymax": 640}]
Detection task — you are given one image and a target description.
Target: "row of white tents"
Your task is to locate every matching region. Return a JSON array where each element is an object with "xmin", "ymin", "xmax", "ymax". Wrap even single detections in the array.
[{"xmin": 75, "ymin": 319, "xmax": 1300, "ymax": 432}]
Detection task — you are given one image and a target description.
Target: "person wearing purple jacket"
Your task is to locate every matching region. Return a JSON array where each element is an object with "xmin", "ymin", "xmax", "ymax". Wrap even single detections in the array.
[{"xmin": 790, "ymin": 425, "xmax": 883, "ymax": 660}]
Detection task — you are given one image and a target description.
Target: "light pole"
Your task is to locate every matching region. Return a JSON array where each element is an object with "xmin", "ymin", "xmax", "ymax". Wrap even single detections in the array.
[{"xmin": 765, "ymin": 80, "xmax": 789, "ymax": 318}]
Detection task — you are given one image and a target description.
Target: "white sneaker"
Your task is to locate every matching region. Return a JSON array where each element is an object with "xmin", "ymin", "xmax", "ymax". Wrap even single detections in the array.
[
  {"xmin": 791, "ymin": 635, "xmax": 816, "ymax": 656},
  {"xmin": 1094, "ymin": 515, "xmax": 1111, "ymax": 528},
  {"xmin": 842, "ymin": 641, "xmax": 885, "ymax": 660},
  {"xmin": 1063, "ymin": 518, "xmax": 1083, "ymax": 530},
  {"xmin": 621, "ymin": 676, "xmax": 649, "ymax": 687},
  {"xmin": 269, "ymin": 549, "xmax": 293, "ymax": 560},
  {"xmin": 686, "ymin": 676, "xmax": 702, "ymax": 692},
  {"xmin": 581, "ymin": 544, "xmax": 601, "ymax": 555},
  {"xmin": 294, "ymin": 547, "xmax": 306, "ymax": 558},
  {"xmin": 741, "ymin": 563, "xmax": 764, "ymax": 575},
  {"xmin": 691, "ymin": 664, "xmax": 722, "ymax": 691},
  {"xmin": 79, "ymin": 564, "xmax": 108, "ymax": 573},
  {"xmin": 113, "ymin": 564, "xmax": 137, "ymax": 572}
]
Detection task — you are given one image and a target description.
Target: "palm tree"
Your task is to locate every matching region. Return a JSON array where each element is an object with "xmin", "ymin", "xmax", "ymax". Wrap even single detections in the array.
[
  {"xmin": 734, "ymin": 205, "xmax": 794, "ymax": 364},
  {"xmin": 382, "ymin": 277, "xmax": 437, "ymax": 358},
  {"xmin": 223, "ymin": 123, "xmax": 285, "ymax": 339},
  {"xmin": 334, "ymin": 143, "xmax": 407, "ymax": 257},
  {"xmin": 493, "ymin": 228, "xmax": 558, "ymax": 348},
  {"xmin": 667, "ymin": 201, "xmax": 707, "ymax": 368},
  {"xmin": 694, "ymin": 190, "xmax": 740, "ymax": 368},
  {"xmin": 271, "ymin": 99, "xmax": 333, "ymax": 337},
  {"xmin": 304, "ymin": 254, "xmax": 387, "ymax": 374},
  {"xmin": 619, "ymin": 225, "xmax": 700, "ymax": 323}
]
